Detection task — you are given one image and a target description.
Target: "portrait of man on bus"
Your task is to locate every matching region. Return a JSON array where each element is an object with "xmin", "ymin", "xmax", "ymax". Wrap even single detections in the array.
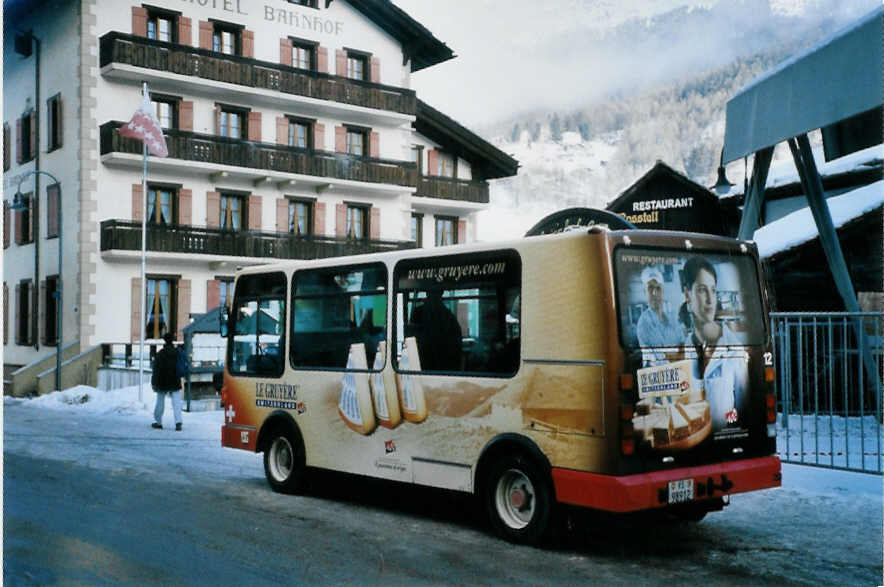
[{"xmin": 636, "ymin": 265, "xmax": 683, "ymax": 349}]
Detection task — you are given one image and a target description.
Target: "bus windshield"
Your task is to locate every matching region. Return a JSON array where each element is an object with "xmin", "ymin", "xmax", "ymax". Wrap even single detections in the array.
[{"xmin": 614, "ymin": 247, "xmax": 766, "ymax": 349}]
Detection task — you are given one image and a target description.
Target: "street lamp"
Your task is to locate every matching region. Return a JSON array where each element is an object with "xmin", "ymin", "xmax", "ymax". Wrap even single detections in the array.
[{"xmin": 11, "ymin": 169, "xmax": 62, "ymax": 391}]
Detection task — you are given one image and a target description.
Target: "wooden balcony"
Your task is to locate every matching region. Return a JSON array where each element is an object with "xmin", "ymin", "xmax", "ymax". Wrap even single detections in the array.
[
  {"xmin": 415, "ymin": 176, "xmax": 490, "ymax": 204},
  {"xmin": 99, "ymin": 32, "xmax": 417, "ymax": 116},
  {"xmin": 100, "ymin": 121, "xmax": 418, "ymax": 188},
  {"xmin": 100, "ymin": 220, "xmax": 416, "ymax": 260}
]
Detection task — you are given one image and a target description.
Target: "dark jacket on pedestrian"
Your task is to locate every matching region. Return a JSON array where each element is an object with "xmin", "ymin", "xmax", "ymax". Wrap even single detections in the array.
[{"xmin": 152, "ymin": 342, "xmax": 181, "ymax": 391}]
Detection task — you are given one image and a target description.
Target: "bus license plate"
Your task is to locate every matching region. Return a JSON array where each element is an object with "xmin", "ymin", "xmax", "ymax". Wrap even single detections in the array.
[{"xmin": 668, "ymin": 479, "xmax": 694, "ymax": 504}]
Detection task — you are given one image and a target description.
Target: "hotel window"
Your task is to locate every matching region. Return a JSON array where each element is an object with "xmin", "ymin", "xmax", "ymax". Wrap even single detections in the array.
[
  {"xmin": 43, "ymin": 275, "xmax": 59, "ymax": 346},
  {"xmin": 346, "ymin": 51, "xmax": 368, "ymax": 81},
  {"xmin": 411, "ymin": 213, "xmax": 423, "ymax": 247},
  {"xmin": 220, "ymin": 193, "xmax": 245, "ymax": 230},
  {"xmin": 145, "ymin": 276, "xmax": 175, "ymax": 340},
  {"xmin": 435, "ymin": 216, "xmax": 457, "ymax": 247},
  {"xmin": 291, "ymin": 38, "xmax": 316, "ymax": 70},
  {"xmin": 219, "ymin": 278, "xmax": 234, "ymax": 309},
  {"xmin": 147, "ymin": 185, "xmax": 176, "ymax": 225},
  {"xmin": 18, "ymin": 110, "xmax": 36, "ymax": 164},
  {"xmin": 151, "ymin": 95, "xmax": 178, "ymax": 130},
  {"xmin": 346, "ymin": 127, "xmax": 366, "ymax": 156},
  {"xmin": 16, "ymin": 279, "xmax": 34, "ymax": 346},
  {"xmin": 288, "ymin": 118, "xmax": 311, "ymax": 149},
  {"xmin": 289, "ymin": 200, "xmax": 313, "ymax": 235},
  {"xmin": 438, "ymin": 152, "xmax": 455, "ymax": 178},
  {"xmin": 219, "ymin": 106, "xmax": 246, "ymax": 139},
  {"xmin": 46, "ymin": 94, "xmax": 62, "ymax": 152},
  {"xmin": 213, "ymin": 22, "xmax": 240, "ymax": 55},
  {"xmin": 46, "ymin": 184, "xmax": 60, "ymax": 238},
  {"xmin": 146, "ymin": 8, "xmax": 176, "ymax": 43},
  {"xmin": 346, "ymin": 204, "xmax": 368, "ymax": 239},
  {"xmin": 411, "ymin": 145, "xmax": 423, "ymax": 175},
  {"xmin": 15, "ymin": 193, "xmax": 34, "ymax": 245}
]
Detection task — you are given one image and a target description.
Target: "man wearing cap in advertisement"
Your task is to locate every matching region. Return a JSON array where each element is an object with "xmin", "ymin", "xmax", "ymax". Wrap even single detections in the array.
[{"xmin": 636, "ymin": 265, "xmax": 684, "ymax": 350}]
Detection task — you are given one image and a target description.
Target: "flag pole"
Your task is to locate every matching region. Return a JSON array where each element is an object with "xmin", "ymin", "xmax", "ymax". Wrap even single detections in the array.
[{"xmin": 138, "ymin": 81, "xmax": 149, "ymax": 403}]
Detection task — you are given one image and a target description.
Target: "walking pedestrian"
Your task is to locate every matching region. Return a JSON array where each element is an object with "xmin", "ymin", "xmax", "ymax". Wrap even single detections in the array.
[{"xmin": 151, "ymin": 332, "xmax": 183, "ymax": 431}]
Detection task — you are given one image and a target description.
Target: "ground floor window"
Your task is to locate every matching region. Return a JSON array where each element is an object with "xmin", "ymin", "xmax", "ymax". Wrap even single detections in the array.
[
  {"xmin": 145, "ymin": 277, "xmax": 175, "ymax": 340},
  {"xmin": 43, "ymin": 275, "xmax": 59, "ymax": 346}
]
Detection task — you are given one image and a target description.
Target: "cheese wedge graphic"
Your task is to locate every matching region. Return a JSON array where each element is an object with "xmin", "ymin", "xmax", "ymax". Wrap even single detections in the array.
[
  {"xmin": 338, "ymin": 343, "xmax": 376, "ymax": 435},
  {"xmin": 395, "ymin": 337, "xmax": 427, "ymax": 423},
  {"xmin": 370, "ymin": 341, "xmax": 402, "ymax": 428}
]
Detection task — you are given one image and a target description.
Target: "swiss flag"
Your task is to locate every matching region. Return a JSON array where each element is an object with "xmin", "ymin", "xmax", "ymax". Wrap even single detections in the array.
[{"xmin": 118, "ymin": 92, "xmax": 168, "ymax": 157}]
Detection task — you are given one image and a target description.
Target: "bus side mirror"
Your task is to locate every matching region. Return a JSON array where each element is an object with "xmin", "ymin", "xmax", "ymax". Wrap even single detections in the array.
[{"xmin": 220, "ymin": 306, "xmax": 229, "ymax": 338}]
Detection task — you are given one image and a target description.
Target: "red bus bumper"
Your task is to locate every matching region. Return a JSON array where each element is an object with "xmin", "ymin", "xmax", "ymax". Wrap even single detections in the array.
[{"xmin": 551, "ymin": 456, "xmax": 781, "ymax": 513}]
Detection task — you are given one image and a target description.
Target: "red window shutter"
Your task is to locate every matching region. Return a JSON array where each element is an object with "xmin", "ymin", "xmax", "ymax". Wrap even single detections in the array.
[
  {"xmin": 15, "ymin": 119, "xmax": 22, "ymax": 164},
  {"xmin": 313, "ymin": 202, "xmax": 326, "ymax": 236},
  {"xmin": 334, "ymin": 126, "xmax": 346, "ymax": 153},
  {"xmin": 280, "ymin": 38, "xmax": 292, "ymax": 66},
  {"xmin": 369, "ymin": 132, "xmax": 380, "ymax": 158},
  {"xmin": 276, "ymin": 117, "xmax": 288, "ymax": 145},
  {"xmin": 14, "ymin": 207, "xmax": 22, "ymax": 245},
  {"xmin": 206, "ymin": 191, "xmax": 220, "ymax": 228},
  {"xmin": 178, "ymin": 16, "xmax": 192, "ymax": 46},
  {"xmin": 176, "ymin": 279, "xmax": 191, "ymax": 341},
  {"xmin": 4, "ymin": 201, "xmax": 9, "ymax": 249},
  {"xmin": 276, "ymin": 198, "xmax": 289, "ymax": 232},
  {"xmin": 313, "ymin": 122, "xmax": 325, "ymax": 150},
  {"xmin": 179, "ymin": 101, "xmax": 193, "ymax": 131},
  {"xmin": 335, "ymin": 203, "xmax": 346, "ymax": 237},
  {"xmin": 178, "ymin": 189, "xmax": 192, "ymax": 225},
  {"xmin": 132, "ymin": 6, "xmax": 148, "ymax": 37},
  {"xmin": 207, "ymin": 279, "xmax": 221, "ymax": 311},
  {"xmin": 370, "ymin": 207, "xmax": 380, "ymax": 240},
  {"xmin": 317, "ymin": 46, "xmax": 328, "ymax": 73},
  {"xmin": 46, "ymin": 184, "xmax": 59, "ymax": 237},
  {"xmin": 248, "ymin": 195, "xmax": 262, "ymax": 231},
  {"xmin": 457, "ymin": 219, "xmax": 467, "ymax": 244},
  {"xmin": 199, "ymin": 21, "xmax": 213, "ymax": 50},
  {"xmin": 131, "ymin": 277, "xmax": 142, "ymax": 342},
  {"xmin": 370, "ymin": 56, "xmax": 380, "ymax": 83},
  {"xmin": 335, "ymin": 49, "xmax": 346, "ymax": 77},
  {"xmin": 132, "ymin": 184, "xmax": 143, "ymax": 222},
  {"xmin": 247, "ymin": 111, "xmax": 262, "ymax": 142},
  {"xmin": 427, "ymin": 149, "xmax": 438, "ymax": 176},
  {"xmin": 54, "ymin": 96, "xmax": 63, "ymax": 149},
  {"xmin": 242, "ymin": 30, "xmax": 254, "ymax": 58}
]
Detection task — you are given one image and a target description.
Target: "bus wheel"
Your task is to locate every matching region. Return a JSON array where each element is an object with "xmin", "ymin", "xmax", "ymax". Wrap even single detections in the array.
[
  {"xmin": 484, "ymin": 454, "xmax": 552, "ymax": 545},
  {"xmin": 263, "ymin": 426, "xmax": 306, "ymax": 494}
]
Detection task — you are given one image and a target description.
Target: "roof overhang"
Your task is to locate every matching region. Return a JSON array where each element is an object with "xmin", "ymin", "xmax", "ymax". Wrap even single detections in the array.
[{"xmin": 722, "ymin": 6, "xmax": 883, "ymax": 164}]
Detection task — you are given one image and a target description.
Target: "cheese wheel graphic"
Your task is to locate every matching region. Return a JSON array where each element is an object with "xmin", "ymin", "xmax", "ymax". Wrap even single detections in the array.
[
  {"xmin": 370, "ymin": 341, "xmax": 402, "ymax": 429},
  {"xmin": 395, "ymin": 337, "xmax": 427, "ymax": 423},
  {"xmin": 337, "ymin": 343, "xmax": 377, "ymax": 435}
]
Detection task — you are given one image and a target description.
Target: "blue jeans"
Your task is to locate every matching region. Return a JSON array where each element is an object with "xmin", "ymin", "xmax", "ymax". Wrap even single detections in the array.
[{"xmin": 154, "ymin": 389, "xmax": 183, "ymax": 426}]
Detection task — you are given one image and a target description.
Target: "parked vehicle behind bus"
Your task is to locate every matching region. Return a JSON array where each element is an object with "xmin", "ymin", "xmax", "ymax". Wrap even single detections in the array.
[{"xmin": 219, "ymin": 226, "xmax": 781, "ymax": 544}]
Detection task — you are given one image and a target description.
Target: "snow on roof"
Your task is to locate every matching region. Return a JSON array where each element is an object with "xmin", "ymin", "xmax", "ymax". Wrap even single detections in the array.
[
  {"xmin": 753, "ymin": 179, "xmax": 884, "ymax": 259},
  {"xmin": 719, "ymin": 143, "xmax": 883, "ymax": 199}
]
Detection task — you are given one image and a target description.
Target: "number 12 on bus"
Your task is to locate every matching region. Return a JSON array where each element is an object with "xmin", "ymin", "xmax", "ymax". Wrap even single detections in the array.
[{"xmin": 218, "ymin": 226, "xmax": 780, "ymax": 544}]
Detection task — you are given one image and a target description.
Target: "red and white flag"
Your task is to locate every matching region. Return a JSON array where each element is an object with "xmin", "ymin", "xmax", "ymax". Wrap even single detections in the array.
[{"xmin": 118, "ymin": 92, "xmax": 168, "ymax": 157}]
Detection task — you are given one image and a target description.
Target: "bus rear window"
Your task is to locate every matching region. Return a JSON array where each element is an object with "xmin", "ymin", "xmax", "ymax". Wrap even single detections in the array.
[
  {"xmin": 229, "ymin": 272, "xmax": 286, "ymax": 377},
  {"xmin": 614, "ymin": 248, "xmax": 765, "ymax": 349}
]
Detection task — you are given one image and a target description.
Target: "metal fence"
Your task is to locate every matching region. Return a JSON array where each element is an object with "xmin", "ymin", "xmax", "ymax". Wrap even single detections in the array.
[{"xmin": 771, "ymin": 312, "xmax": 883, "ymax": 474}]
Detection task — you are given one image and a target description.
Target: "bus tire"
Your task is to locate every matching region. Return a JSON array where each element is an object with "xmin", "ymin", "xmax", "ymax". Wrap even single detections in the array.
[
  {"xmin": 483, "ymin": 453, "xmax": 552, "ymax": 545},
  {"xmin": 263, "ymin": 425, "xmax": 306, "ymax": 494}
]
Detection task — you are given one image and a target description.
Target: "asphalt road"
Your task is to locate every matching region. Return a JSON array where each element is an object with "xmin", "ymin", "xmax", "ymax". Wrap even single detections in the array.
[{"xmin": 4, "ymin": 403, "xmax": 881, "ymax": 586}]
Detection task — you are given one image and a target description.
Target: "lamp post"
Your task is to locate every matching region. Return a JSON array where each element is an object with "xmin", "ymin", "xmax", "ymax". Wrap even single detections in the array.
[{"xmin": 12, "ymin": 169, "xmax": 62, "ymax": 391}]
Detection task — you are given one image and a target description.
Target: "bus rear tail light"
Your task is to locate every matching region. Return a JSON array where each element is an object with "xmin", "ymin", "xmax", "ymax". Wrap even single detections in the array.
[
  {"xmin": 619, "ymin": 373, "xmax": 634, "ymax": 391},
  {"xmin": 620, "ymin": 398, "xmax": 636, "ymax": 456},
  {"xmin": 765, "ymin": 392, "xmax": 776, "ymax": 423},
  {"xmin": 764, "ymin": 366, "xmax": 775, "ymax": 383}
]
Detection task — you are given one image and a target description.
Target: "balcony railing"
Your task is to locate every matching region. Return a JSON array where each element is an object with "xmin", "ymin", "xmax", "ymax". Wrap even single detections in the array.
[
  {"xmin": 100, "ymin": 220, "xmax": 416, "ymax": 260},
  {"xmin": 415, "ymin": 176, "xmax": 490, "ymax": 204},
  {"xmin": 100, "ymin": 121, "xmax": 418, "ymax": 187},
  {"xmin": 99, "ymin": 32, "xmax": 417, "ymax": 116}
]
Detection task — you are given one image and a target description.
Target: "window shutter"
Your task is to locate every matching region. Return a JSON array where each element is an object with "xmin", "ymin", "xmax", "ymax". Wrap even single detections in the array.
[
  {"xmin": 206, "ymin": 191, "xmax": 220, "ymax": 228},
  {"xmin": 46, "ymin": 184, "xmax": 59, "ymax": 238},
  {"xmin": 427, "ymin": 149, "xmax": 438, "ymax": 176},
  {"xmin": 207, "ymin": 279, "xmax": 221, "ymax": 311},
  {"xmin": 276, "ymin": 117, "xmax": 288, "ymax": 145},
  {"xmin": 27, "ymin": 196, "xmax": 34, "ymax": 243},
  {"xmin": 3, "ymin": 123, "xmax": 10, "ymax": 171},
  {"xmin": 55, "ymin": 96, "xmax": 63, "ymax": 149},
  {"xmin": 198, "ymin": 21, "xmax": 213, "ymax": 50},
  {"xmin": 178, "ymin": 16, "xmax": 192, "ymax": 46},
  {"xmin": 457, "ymin": 219, "xmax": 467, "ymax": 244},
  {"xmin": 276, "ymin": 198, "xmax": 289, "ymax": 232},
  {"xmin": 28, "ymin": 112, "xmax": 36, "ymax": 159},
  {"xmin": 335, "ymin": 50, "xmax": 346, "ymax": 76},
  {"xmin": 178, "ymin": 189, "xmax": 192, "ymax": 225},
  {"xmin": 313, "ymin": 202, "xmax": 326, "ymax": 236},
  {"xmin": 4, "ymin": 282, "xmax": 8, "ymax": 346},
  {"xmin": 132, "ymin": 184, "xmax": 143, "ymax": 222},
  {"xmin": 179, "ymin": 101, "xmax": 193, "ymax": 131},
  {"xmin": 317, "ymin": 46, "xmax": 328, "ymax": 73},
  {"xmin": 4, "ymin": 201, "xmax": 9, "ymax": 249},
  {"xmin": 248, "ymin": 195, "xmax": 262, "ymax": 231},
  {"xmin": 335, "ymin": 203, "xmax": 346, "ymax": 237},
  {"xmin": 131, "ymin": 277, "xmax": 141, "ymax": 343},
  {"xmin": 280, "ymin": 38, "xmax": 292, "ymax": 66},
  {"xmin": 39, "ymin": 279, "xmax": 46, "ymax": 345},
  {"xmin": 369, "ymin": 132, "xmax": 379, "ymax": 158},
  {"xmin": 132, "ymin": 6, "xmax": 148, "ymax": 37},
  {"xmin": 334, "ymin": 126, "xmax": 346, "ymax": 153},
  {"xmin": 247, "ymin": 111, "xmax": 261, "ymax": 142},
  {"xmin": 16, "ymin": 118, "xmax": 22, "ymax": 164},
  {"xmin": 313, "ymin": 122, "xmax": 325, "ymax": 150},
  {"xmin": 14, "ymin": 283, "xmax": 21, "ymax": 345},
  {"xmin": 370, "ymin": 207, "xmax": 380, "ymax": 240},
  {"xmin": 370, "ymin": 56, "xmax": 380, "ymax": 83},
  {"xmin": 176, "ymin": 279, "xmax": 191, "ymax": 341},
  {"xmin": 14, "ymin": 206, "xmax": 22, "ymax": 245},
  {"xmin": 27, "ymin": 280, "xmax": 35, "ymax": 345},
  {"xmin": 214, "ymin": 104, "xmax": 221, "ymax": 135},
  {"xmin": 242, "ymin": 30, "xmax": 254, "ymax": 58}
]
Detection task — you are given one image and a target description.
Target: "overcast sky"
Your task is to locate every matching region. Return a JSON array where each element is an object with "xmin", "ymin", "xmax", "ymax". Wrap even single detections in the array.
[{"xmin": 393, "ymin": 0, "xmax": 880, "ymax": 129}]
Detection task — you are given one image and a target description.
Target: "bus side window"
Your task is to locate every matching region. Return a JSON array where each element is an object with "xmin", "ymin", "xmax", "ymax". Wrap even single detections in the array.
[{"xmin": 228, "ymin": 272, "xmax": 287, "ymax": 378}]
